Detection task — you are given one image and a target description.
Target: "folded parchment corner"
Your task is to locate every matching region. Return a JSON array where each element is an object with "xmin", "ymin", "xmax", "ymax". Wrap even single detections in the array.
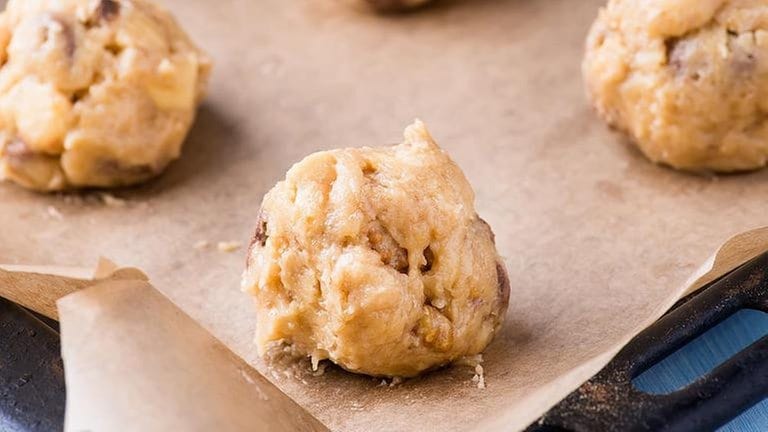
[
  {"xmin": 0, "ymin": 259, "xmax": 328, "ymax": 432},
  {"xmin": 58, "ymin": 275, "xmax": 329, "ymax": 432}
]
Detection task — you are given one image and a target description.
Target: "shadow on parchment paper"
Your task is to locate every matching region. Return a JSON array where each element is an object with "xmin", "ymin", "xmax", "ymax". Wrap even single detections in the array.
[
  {"xmin": 325, "ymin": 0, "xmax": 524, "ymax": 19},
  {"xmin": 124, "ymin": 104, "xmax": 243, "ymax": 198},
  {"xmin": 416, "ymin": 0, "xmax": 540, "ymax": 18},
  {"xmin": 430, "ymin": 0, "xmax": 520, "ymax": 12},
  {"xmin": 614, "ymin": 132, "xmax": 768, "ymax": 188},
  {"xmin": 577, "ymin": 105, "xmax": 768, "ymax": 183},
  {"xmin": 0, "ymin": 105, "xmax": 240, "ymax": 205},
  {"xmin": 541, "ymin": 105, "xmax": 768, "ymax": 198}
]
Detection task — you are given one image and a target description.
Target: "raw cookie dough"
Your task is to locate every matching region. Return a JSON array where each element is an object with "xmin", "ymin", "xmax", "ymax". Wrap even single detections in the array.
[
  {"xmin": 584, "ymin": 0, "xmax": 768, "ymax": 172},
  {"xmin": 242, "ymin": 121, "xmax": 509, "ymax": 378},
  {"xmin": 0, "ymin": 0, "xmax": 211, "ymax": 191}
]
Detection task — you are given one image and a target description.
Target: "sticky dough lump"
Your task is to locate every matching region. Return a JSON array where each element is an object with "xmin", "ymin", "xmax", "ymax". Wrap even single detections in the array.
[
  {"xmin": 584, "ymin": 0, "xmax": 768, "ymax": 172},
  {"xmin": 0, "ymin": 0, "xmax": 210, "ymax": 190},
  {"xmin": 242, "ymin": 121, "xmax": 510, "ymax": 377}
]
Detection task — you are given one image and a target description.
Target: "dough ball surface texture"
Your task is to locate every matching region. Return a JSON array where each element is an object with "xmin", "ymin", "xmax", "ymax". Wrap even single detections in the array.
[
  {"xmin": 0, "ymin": 0, "xmax": 211, "ymax": 191},
  {"xmin": 242, "ymin": 121, "xmax": 509, "ymax": 378},
  {"xmin": 584, "ymin": 0, "xmax": 768, "ymax": 172}
]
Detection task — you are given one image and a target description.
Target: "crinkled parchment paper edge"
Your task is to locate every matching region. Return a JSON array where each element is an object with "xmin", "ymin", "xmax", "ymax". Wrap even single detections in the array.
[{"xmin": 480, "ymin": 226, "xmax": 768, "ymax": 431}]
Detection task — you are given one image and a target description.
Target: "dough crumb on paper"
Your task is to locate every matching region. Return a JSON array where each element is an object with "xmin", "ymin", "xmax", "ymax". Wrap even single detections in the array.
[
  {"xmin": 311, "ymin": 362, "xmax": 328, "ymax": 377},
  {"xmin": 472, "ymin": 364, "xmax": 486, "ymax": 390},
  {"xmin": 99, "ymin": 193, "xmax": 127, "ymax": 208},
  {"xmin": 261, "ymin": 343, "xmax": 331, "ymax": 384},
  {"xmin": 375, "ymin": 376, "xmax": 404, "ymax": 387},
  {"xmin": 46, "ymin": 205, "xmax": 63, "ymax": 220},
  {"xmin": 310, "ymin": 352, "xmax": 322, "ymax": 371},
  {"xmin": 217, "ymin": 241, "xmax": 242, "ymax": 252},
  {"xmin": 193, "ymin": 240, "xmax": 210, "ymax": 250},
  {"xmin": 456, "ymin": 354, "xmax": 486, "ymax": 389}
]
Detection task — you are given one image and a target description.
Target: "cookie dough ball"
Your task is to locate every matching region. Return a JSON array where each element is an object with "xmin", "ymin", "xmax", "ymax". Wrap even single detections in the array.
[
  {"xmin": 584, "ymin": 0, "xmax": 768, "ymax": 172},
  {"xmin": 0, "ymin": 0, "xmax": 211, "ymax": 191},
  {"xmin": 242, "ymin": 121, "xmax": 509, "ymax": 377}
]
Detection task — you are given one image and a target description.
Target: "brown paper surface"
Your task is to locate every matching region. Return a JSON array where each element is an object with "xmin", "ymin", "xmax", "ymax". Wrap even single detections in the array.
[
  {"xmin": 4, "ymin": 0, "xmax": 768, "ymax": 431},
  {"xmin": 0, "ymin": 260, "xmax": 146, "ymax": 319},
  {"xmin": 58, "ymin": 276, "xmax": 328, "ymax": 432}
]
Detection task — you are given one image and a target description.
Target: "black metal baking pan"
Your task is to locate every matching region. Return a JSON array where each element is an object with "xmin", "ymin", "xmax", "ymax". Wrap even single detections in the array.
[
  {"xmin": 3, "ymin": 251, "xmax": 768, "ymax": 432},
  {"xmin": 0, "ymin": 297, "xmax": 65, "ymax": 432},
  {"xmin": 526, "ymin": 251, "xmax": 768, "ymax": 432}
]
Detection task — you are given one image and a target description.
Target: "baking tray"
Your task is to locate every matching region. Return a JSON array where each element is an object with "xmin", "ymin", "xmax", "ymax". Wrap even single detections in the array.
[
  {"xmin": 527, "ymin": 251, "xmax": 768, "ymax": 432},
  {"xmin": 0, "ymin": 298, "xmax": 65, "ymax": 432},
  {"xmin": 5, "ymin": 0, "xmax": 768, "ymax": 430},
  {"xmin": 4, "ymin": 252, "xmax": 768, "ymax": 432}
]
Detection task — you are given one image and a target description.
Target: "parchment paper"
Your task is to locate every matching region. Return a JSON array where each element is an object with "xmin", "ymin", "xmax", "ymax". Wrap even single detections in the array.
[
  {"xmin": 2, "ymin": 228, "xmax": 765, "ymax": 432},
  {"xmin": 0, "ymin": 264, "xmax": 327, "ymax": 431},
  {"xmin": 4, "ymin": 0, "xmax": 768, "ymax": 431},
  {"xmin": 58, "ymin": 275, "xmax": 328, "ymax": 432},
  {"xmin": 0, "ymin": 260, "xmax": 146, "ymax": 320}
]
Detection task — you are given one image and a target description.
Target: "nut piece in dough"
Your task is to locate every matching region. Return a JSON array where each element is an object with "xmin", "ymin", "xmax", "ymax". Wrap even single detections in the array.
[
  {"xmin": 0, "ymin": 0, "xmax": 211, "ymax": 191},
  {"xmin": 584, "ymin": 0, "xmax": 768, "ymax": 172},
  {"xmin": 242, "ymin": 120, "xmax": 510, "ymax": 378}
]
